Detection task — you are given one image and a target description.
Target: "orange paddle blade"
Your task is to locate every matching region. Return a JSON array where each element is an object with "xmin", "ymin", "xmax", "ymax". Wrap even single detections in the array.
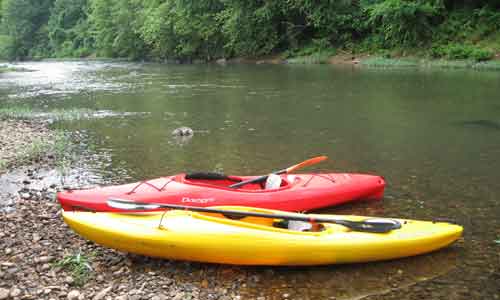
[{"xmin": 286, "ymin": 156, "xmax": 328, "ymax": 173}]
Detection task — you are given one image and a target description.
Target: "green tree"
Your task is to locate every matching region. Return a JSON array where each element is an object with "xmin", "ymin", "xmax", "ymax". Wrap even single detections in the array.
[
  {"xmin": 218, "ymin": 1, "xmax": 283, "ymax": 56},
  {"xmin": 0, "ymin": 0, "xmax": 53, "ymax": 60},
  {"xmin": 141, "ymin": 0, "xmax": 225, "ymax": 61},
  {"xmin": 89, "ymin": 0, "xmax": 146, "ymax": 59},
  {"xmin": 48, "ymin": 0, "xmax": 93, "ymax": 57},
  {"xmin": 366, "ymin": 0, "xmax": 442, "ymax": 47}
]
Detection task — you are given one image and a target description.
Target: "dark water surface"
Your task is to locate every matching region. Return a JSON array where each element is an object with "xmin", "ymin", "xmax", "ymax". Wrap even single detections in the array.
[{"xmin": 1, "ymin": 62, "xmax": 499, "ymax": 299}]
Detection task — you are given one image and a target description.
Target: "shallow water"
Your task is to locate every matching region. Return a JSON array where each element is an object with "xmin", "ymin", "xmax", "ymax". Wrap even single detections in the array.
[{"xmin": 1, "ymin": 61, "xmax": 499, "ymax": 299}]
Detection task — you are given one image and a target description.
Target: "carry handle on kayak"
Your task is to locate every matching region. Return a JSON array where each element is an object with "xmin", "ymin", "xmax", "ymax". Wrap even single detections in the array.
[
  {"xmin": 107, "ymin": 198, "xmax": 401, "ymax": 233},
  {"xmin": 228, "ymin": 156, "xmax": 328, "ymax": 189}
]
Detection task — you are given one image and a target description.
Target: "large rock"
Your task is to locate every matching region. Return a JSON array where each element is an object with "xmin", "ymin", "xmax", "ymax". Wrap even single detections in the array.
[{"xmin": 171, "ymin": 127, "xmax": 193, "ymax": 137}]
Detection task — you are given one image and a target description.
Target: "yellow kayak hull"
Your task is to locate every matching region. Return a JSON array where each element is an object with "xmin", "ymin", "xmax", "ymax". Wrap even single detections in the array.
[{"xmin": 62, "ymin": 207, "xmax": 462, "ymax": 266}]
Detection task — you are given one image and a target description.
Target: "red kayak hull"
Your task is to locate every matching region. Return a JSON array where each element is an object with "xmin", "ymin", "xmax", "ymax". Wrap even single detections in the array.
[{"xmin": 57, "ymin": 173, "xmax": 385, "ymax": 212}]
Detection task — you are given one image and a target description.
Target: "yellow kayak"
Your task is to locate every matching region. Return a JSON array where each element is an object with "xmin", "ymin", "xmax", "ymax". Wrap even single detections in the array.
[{"xmin": 62, "ymin": 207, "xmax": 462, "ymax": 266}]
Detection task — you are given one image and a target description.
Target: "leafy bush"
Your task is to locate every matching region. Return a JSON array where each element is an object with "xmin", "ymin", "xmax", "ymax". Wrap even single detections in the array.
[
  {"xmin": 0, "ymin": 34, "xmax": 16, "ymax": 60},
  {"xmin": 366, "ymin": 0, "xmax": 441, "ymax": 47},
  {"xmin": 141, "ymin": 0, "xmax": 225, "ymax": 61},
  {"xmin": 430, "ymin": 43, "xmax": 493, "ymax": 61},
  {"xmin": 48, "ymin": 0, "xmax": 94, "ymax": 58},
  {"xmin": 218, "ymin": 1, "xmax": 281, "ymax": 57}
]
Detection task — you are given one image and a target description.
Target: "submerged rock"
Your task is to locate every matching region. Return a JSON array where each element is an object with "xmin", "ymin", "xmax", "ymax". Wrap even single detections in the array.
[{"xmin": 172, "ymin": 127, "xmax": 194, "ymax": 137}]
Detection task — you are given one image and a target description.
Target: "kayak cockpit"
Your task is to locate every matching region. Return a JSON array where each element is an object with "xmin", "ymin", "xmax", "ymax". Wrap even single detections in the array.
[
  {"xmin": 180, "ymin": 172, "xmax": 291, "ymax": 191},
  {"xmin": 160, "ymin": 209, "xmax": 332, "ymax": 234}
]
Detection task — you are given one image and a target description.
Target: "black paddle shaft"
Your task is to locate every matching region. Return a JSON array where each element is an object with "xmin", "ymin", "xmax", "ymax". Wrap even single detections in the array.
[{"xmin": 107, "ymin": 198, "xmax": 401, "ymax": 233}]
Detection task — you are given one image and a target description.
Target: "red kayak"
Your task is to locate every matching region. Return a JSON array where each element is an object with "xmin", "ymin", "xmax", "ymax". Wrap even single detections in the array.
[{"xmin": 57, "ymin": 172, "xmax": 385, "ymax": 212}]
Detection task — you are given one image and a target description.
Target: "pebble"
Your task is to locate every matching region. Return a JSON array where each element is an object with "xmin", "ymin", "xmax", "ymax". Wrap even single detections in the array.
[
  {"xmin": 64, "ymin": 276, "xmax": 74, "ymax": 284},
  {"xmin": 67, "ymin": 290, "xmax": 80, "ymax": 300},
  {"xmin": 10, "ymin": 288, "xmax": 21, "ymax": 297},
  {"xmin": 32, "ymin": 233, "xmax": 41, "ymax": 242},
  {"xmin": 93, "ymin": 285, "xmax": 113, "ymax": 300},
  {"xmin": 0, "ymin": 288, "xmax": 9, "ymax": 300},
  {"xmin": 172, "ymin": 292, "xmax": 185, "ymax": 300}
]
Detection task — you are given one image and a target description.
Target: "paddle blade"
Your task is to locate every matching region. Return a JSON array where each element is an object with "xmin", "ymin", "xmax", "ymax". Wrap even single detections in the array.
[
  {"xmin": 339, "ymin": 218, "xmax": 402, "ymax": 233},
  {"xmin": 285, "ymin": 156, "xmax": 328, "ymax": 174}
]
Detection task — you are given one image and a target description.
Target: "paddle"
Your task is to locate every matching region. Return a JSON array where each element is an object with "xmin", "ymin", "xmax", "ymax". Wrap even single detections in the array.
[
  {"xmin": 107, "ymin": 198, "xmax": 401, "ymax": 233},
  {"xmin": 228, "ymin": 156, "xmax": 328, "ymax": 189}
]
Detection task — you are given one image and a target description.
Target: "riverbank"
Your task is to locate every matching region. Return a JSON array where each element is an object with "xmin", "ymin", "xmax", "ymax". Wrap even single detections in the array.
[
  {"xmin": 254, "ymin": 51, "xmax": 500, "ymax": 70},
  {"xmin": 3, "ymin": 53, "xmax": 500, "ymax": 71}
]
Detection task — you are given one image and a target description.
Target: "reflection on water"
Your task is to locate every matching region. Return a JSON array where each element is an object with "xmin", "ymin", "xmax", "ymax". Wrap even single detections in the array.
[{"xmin": 1, "ymin": 61, "xmax": 499, "ymax": 299}]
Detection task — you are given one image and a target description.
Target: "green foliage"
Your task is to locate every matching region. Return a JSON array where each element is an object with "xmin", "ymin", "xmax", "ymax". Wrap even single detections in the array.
[
  {"xmin": 289, "ymin": 0, "xmax": 365, "ymax": 46},
  {"xmin": 0, "ymin": 35, "xmax": 16, "ymax": 59},
  {"xmin": 0, "ymin": 0, "xmax": 54, "ymax": 60},
  {"xmin": 0, "ymin": 0, "xmax": 499, "ymax": 62},
  {"xmin": 430, "ymin": 43, "xmax": 494, "ymax": 61},
  {"xmin": 0, "ymin": 159, "xmax": 6, "ymax": 171},
  {"xmin": 218, "ymin": 1, "xmax": 282, "ymax": 57},
  {"xmin": 55, "ymin": 250, "xmax": 94, "ymax": 286},
  {"xmin": 88, "ymin": 0, "xmax": 148, "ymax": 59},
  {"xmin": 284, "ymin": 38, "xmax": 336, "ymax": 64},
  {"xmin": 366, "ymin": 0, "xmax": 441, "ymax": 47},
  {"xmin": 48, "ymin": 0, "xmax": 93, "ymax": 57},
  {"xmin": 141, "ymin": 0, "xmax": 225, "ymax": 61}
]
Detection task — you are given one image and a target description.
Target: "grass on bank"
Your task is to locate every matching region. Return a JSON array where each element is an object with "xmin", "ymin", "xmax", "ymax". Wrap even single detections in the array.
[
  {"xmin": 361, "ymin": 56, "xmax": 500, "ymax": 69},
  {"xmin": 284, "ymin": 40, "xmax": 337, "ymax": 64},
  {"xmin": 0, "ymin": 65, "xmax": 34, "ymax": 73},
  {"xmin": 0, "ymin": 159, "xmax": 6, "ymax": 170},
  {"xmin": 0, "ymin": 107, "xmax": 98, "ymax": 121},
  {"xmin": 361, "ymin": 57, "xmax": 420, "ymax": 67},
  {"xmin": 286, "ymin": 51, "xmax": 336, "ymax": 64},
  {"xmin": 0, "ymin": 66, "xmax": 13, "ymax": 73},
  {"xmin": 55, "ymin": 250, "xmax": 94, "ymax": 286},
  {"xmin": 17, "ymin": 132, "xmax": 67, "ymax": 164}
]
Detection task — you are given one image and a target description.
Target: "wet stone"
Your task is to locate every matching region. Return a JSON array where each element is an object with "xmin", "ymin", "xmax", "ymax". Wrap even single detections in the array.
[
  {"xmin": 10, "ymin": 287, "xmax": 22, "ymax": 297},
  {"xmin": 67, "ymin": 290, "xmax": 80, "ymax": 300},
  {"xmin": 0, "ymin": 288, "xmax": 9, "ymax": 300}
]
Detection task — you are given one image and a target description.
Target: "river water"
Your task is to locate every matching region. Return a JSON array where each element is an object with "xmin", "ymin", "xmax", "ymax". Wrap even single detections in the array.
[{"xmin": 1, "ymin": 61, "xmax": 499, "ymax": 299}]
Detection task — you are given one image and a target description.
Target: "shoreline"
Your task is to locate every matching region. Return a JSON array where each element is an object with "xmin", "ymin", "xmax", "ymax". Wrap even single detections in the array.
[{"xmin": 2, "ymin": 53, "xmax": 500, "ymax": 71}]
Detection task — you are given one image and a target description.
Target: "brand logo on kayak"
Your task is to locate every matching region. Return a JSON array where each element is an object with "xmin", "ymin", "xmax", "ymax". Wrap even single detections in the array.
[{"xmin": 181, "ymin": 197, "xmax": 215, "ymax": 204}]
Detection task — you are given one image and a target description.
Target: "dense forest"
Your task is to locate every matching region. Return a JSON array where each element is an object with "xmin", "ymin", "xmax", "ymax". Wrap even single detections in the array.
[{"xmin": 0, "ymin": 0, "xmax": 499, "ymax": 62}]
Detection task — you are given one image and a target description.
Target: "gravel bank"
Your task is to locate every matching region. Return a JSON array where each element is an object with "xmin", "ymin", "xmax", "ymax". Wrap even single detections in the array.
[{"xmin": 0, "ymin": 119, "xmax": 56, "ymax": 174}]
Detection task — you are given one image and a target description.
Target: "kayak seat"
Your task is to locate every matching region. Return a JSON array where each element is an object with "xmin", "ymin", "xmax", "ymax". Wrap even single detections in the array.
[
  {"xmin": 265, "ymin": 174, "xmax": 282, "ymax": 190},
  {"xmin": 273, "ymin": 220, "xmax": 325, "ymax": 232},
  {"xmin": 184, "ymin": 172, "xmax": 288, "ymax": 190}
]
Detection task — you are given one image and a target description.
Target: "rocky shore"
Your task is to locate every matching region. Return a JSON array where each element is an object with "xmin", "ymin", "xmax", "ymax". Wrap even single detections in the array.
[{"xmin": 0, "ymin": 119, "xmax": 244, "ymax": 300}]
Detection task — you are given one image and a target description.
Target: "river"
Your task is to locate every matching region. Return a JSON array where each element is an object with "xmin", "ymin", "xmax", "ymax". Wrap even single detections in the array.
[{"xmin": 1, "ymin": 61, "xmax": 499, "ymax": 299}]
